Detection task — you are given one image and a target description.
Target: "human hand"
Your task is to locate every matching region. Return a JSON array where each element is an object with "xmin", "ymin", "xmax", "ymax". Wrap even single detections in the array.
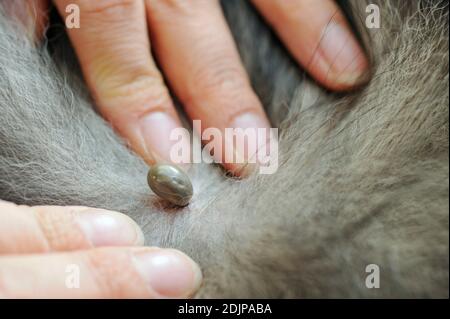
[
  {"xmin": 13, "ymin": 0, "xmax": 369, "ymax": 175},
  {"xmin": 0, "ymin": 200, "xmax": 202, "ymax": 298}
]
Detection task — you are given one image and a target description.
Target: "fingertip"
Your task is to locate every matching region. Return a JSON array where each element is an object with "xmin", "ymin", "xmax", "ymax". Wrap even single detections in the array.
[
  {"xmin": 139, "ymin": 111, "xmax": 191, "ymax": 165},
  {"xmin": 73, "ymin": 207, "xmax": 145, "ymax": 247},
  {"xmin": 221, "ymin": 112, "xmax": 273, "ymax": 178},
  {"xmin": 313, "ymin": 21, "xmax": 371, "ymax": 91},
  {"xmin": 252, "ymin": 0, "xmax": 371, "ymax": 92},
  {"xmin": 132, "ymin": 248, "xmax": 202, "ymax": 298}
]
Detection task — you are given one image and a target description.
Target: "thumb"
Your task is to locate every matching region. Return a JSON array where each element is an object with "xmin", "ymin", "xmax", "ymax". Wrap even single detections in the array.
[{"xmin": 0, "ymin": 247, "xmax": 203, "ymax": 298}]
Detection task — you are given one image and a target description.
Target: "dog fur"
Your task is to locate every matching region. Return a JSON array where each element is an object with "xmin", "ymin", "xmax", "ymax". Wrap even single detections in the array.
[{"xmin": 0, "ymin": 0, "xmax": 448, "ymax": 297}]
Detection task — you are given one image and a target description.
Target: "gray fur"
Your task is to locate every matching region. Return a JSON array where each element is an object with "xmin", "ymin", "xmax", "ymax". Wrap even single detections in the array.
[{"xmin": 0, "ymin": 0, "xmax": 448, "ymax": 297}]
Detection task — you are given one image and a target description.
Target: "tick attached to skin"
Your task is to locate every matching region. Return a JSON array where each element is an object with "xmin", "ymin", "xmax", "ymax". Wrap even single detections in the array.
[{"xmin": 147, "ymin": 164, "xmax": 193, "ymax": 206}]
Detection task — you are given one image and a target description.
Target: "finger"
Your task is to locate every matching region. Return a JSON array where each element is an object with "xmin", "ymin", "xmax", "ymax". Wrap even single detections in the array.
[
  {"xmin": 252, "ymin": 0, "xmax": 370, "ymax": 91},
  {"xmin": 0, "ymin": 200, "xmax": 144, "ymax": 254},
  {"xmin": 0, "ymin": 247, "xmax": 202, "ymax": 298},
  {"xmin": 3, "ymin": 0, "xmax": 50, "ymax": 41},
  {"xmin": 54, "ymin": 0, "xmax": 188, "ymax": 165},
  {"xmin": 146, "ymin": 0, "xmax": 272, "ymax": 176}
]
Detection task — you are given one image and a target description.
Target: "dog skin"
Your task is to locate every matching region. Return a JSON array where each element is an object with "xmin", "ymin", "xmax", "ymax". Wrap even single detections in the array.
[{"xmin": 0, "ymin": 0, "xmax": 448, "ymax": 298}]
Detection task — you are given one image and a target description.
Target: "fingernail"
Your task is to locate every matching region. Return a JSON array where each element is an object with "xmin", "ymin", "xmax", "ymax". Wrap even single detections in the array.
[
  {"xmin": 133, "ymin": 248, "xmax": 202, "ymax": 298},
  {"xmin": 320, "ymin": 22, "xmax": 369, "ymax": 86},
  {"xmin": 76, "ymin": 209, "xmax": 145, "ymax": 247},
  {"xmin": 140, "ymin": 112, "xmax": 190, "ymax": 165},
  {"xmin": 229, "ymin": 113, "xmax": 272, "ymax": 176}
]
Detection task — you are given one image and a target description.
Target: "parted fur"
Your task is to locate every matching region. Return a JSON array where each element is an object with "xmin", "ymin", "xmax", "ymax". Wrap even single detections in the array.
[{"xmin": 0, "ymin": 0, "xmax": 448, "ymax": 297}]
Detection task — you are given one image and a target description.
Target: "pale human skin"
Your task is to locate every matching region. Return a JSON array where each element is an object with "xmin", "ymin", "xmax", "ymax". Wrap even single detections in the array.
[
  {"xmin": 2, "ymin": 0, "xmax": 369, "ymax": 298},
  {"xmin": 13, "ymin": 0, "xmax": 369, "ymax": 173},
  {"xmin": 0, "ymin": 200, "xmax": 202, "ymax": 298}
]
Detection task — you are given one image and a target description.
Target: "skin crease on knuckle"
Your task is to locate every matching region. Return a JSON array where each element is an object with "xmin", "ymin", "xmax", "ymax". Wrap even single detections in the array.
[
  {"xmin": 100, "ymin": 73, "xmax": 173, "ymax": 120},
  {"xmin": 30, "ymin": 206, "xmax": 90, "ymax": 251},
  {"xmin": 62, "ymin": 1, "xmax": 157, "ymax": 109},
  {"xmin": 191, "ymin": 59, "xmax": 248, "ymax": 100},
  {"xmin": 89, "ymin": 52, "xmax": 161, "ymax": 101},
  {"xmin": 186, "ymin": 62, "xmax": 258, "ymax": 124},
  {"xmin": 0, "ymin": 0, "xmax": 448, "ymax": 298}
]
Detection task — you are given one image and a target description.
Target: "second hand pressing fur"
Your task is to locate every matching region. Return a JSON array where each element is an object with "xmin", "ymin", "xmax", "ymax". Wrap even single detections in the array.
[{"xmin": 0, "ymin": 0, "xmax": 448, "ymax": 297}]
